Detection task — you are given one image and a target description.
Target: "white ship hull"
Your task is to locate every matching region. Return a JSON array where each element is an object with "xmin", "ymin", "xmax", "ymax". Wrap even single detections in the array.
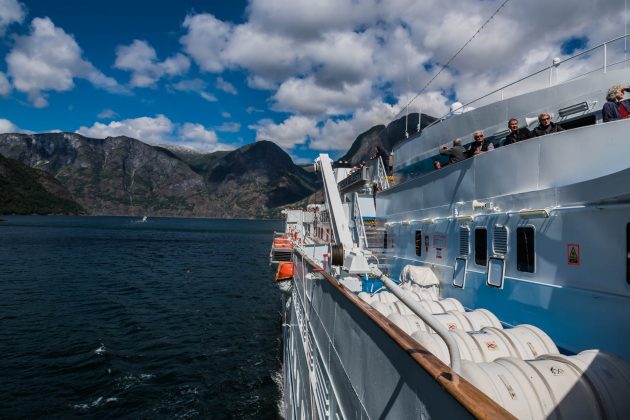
[{"xmin": 272, "ymin": 62, "xmax": 630, "ymax": 419}]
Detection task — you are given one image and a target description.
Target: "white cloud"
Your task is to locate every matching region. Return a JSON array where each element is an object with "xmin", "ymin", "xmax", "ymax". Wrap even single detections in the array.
[
  {"xmin": 76, "ymin": 114, "xmax": 175, "ymax": 143},
  {"xmin": 180, "ymin": 13, "xmax": 232, "ymax": 73},
  {"xmin": 6, "ymin": 17, "xmax": 123, "ymax": 107},
  {"xmin": 169, "ymin": 78, "xmax": 217, "ymax": 101},
  {"xmin": 179, "ymin": 0, "xmax": 624, "ymax": 128},
  {"xmin": 199, "ymin": 91, "xmax": 218, "ymax": 102},
  {"xmin": 178, "ymin": 122, "xmax": 234, "ymax": 152},
  {"xmin": 221, "ymin": 111, "xmax": 231, "ymax": 118},
  {"xmin": 216, "ymin": 76, "xmax": 237, "ymax": 95},
  {"xmin": 0, "ymin": 72, "xmax": 11, "ymax": 95},
  {"xmin": 216, "ymin": 122, "xmax": 240, "ymax": 132},
  {"xmin": 0, "ymin": 118, "xmax": 19, "ymax": 133},
  {"xmin": 76, "ymin": 115, "xmax": 232, "ymax": 153},
  {"xmin": 0, "ymin": 0, "xmax": 25, "ymax": 36},
  {"xmin": 114, "ymin": 40, "xmax": 190, "ymax": 88},
  {"xmin": 222, "ymin": 23, "xmax": 307, "ymax": 87},
  {"xmin": 272, "ymin": 78, "xmax": 372, "ymax": 115},
  {"xmin": 97, "ymin": 108, "xmax": 118, "ymax": 119},
  {"xmin": 247, "ymin": 0, "xmax": 379, "ymax": 39},
  {"xmin": 256, "ymin": 91, "xmax": 450, "ymax": 152},
  {"xmin": 249, "ymin": 115, "xmax": 319, "ymax": 149}
]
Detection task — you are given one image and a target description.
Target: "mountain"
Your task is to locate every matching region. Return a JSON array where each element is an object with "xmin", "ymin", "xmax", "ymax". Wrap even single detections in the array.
[
  {"xmin": 0, "ymin": 133, "xmax": 320, "ymax": 218},
  {"xmin": 0, "ymin": 112, "xmax": 435, "ymax": 217},
  {"xmin": 338, "ymin": 113, "xmax": 437, "ymax": 165},
  {"xmin": 0, "ymin": 133, "xmax": 216, "ymax": 217},
  {"xmin": 0, "ymin": 153, "xmax": 84, "ymax": 215},
  {"xmin": 188, "ymin": 140, "xmax": 320, "ymax": 218}
]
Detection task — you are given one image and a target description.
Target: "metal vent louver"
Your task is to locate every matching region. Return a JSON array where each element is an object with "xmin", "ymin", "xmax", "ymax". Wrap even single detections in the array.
[
  {"xmin": 459, "ymin": 228, "xmax": 470, "ymax": 256},
  {"xmin": 493, "ymin": 226, "xmax": 508, "ymax": 255}
]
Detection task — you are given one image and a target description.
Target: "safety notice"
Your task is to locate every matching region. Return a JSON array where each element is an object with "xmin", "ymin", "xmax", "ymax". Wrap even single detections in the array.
[{"xmin": 567, "ymin": 244, "xmax": 580, "ymax": 266}]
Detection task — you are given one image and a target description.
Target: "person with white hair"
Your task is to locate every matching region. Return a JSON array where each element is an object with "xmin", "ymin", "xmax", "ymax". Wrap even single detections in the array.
[{"xmin": 602, "ymin": 84, "xmax": 630, "ymax": 122}]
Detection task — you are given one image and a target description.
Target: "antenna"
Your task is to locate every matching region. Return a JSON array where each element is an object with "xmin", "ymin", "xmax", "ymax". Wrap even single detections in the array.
[
  {"xmin": 379, "ymin": 0, "xmax": 513, "ymax": 143},
  {"xmin": 405, "ymin": 53, "xmax": 409, "ymax": 138}
]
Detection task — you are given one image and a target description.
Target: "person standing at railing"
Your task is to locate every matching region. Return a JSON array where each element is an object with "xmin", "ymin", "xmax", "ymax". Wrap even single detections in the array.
[
  {"xmin": 532, "ymin": 113, "xmax": 564, "ymax": 137},
  {"xmin": 503, "ymin": 118, "xmax": 533, "ymax": 145},
  {"xmin": 439, "ymin": 138, "xmax": 466, "ymax": 163},
  {"xmin": 466, "ymin": 131, "xmax": 494, "ymax": 157},
  {"xmin": 602, "ymin": 84, "xmax": 630, "ymax": 122}
]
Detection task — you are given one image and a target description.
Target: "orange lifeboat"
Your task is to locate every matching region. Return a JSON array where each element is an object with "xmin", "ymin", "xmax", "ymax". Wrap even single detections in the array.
[
  {"xmin": 273, "ymin": 238, "xmax": 292, "ymax": 249},
  {"xmin": 275, "ymin": 262, "xmax": 294, "ymax": 281}
]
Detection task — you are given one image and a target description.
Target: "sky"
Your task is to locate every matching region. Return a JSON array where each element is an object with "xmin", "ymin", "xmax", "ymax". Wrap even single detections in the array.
[{"xmin": 0, "ymin": 0, "xmax": 626, "ymax": 162}]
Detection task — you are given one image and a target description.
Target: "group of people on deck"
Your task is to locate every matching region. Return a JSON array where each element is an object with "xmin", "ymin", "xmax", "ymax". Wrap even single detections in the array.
[
  {"xmin": 433, "ymin": 85, "xmax": 630, "ymax": 169},
  {"xmin": 435, "ymin": 113, "xmax": 564, "ymax": 169},
  {"xmin": 435, "ymin": 82, "xmax": 630, "ymax": 170}
]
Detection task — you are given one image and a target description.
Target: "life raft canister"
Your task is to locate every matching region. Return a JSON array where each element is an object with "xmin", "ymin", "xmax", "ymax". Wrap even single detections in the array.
[{"xmin": 276, "ymin": 262, "xmax": 294, "ymax": 281}]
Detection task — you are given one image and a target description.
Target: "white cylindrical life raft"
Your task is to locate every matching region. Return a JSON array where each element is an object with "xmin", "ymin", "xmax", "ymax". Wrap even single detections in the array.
[
  {"xmin": 387, "ymin": 309, "xmax": 502, "ymax": 337},
  {"xmin": 411, "ymin": 324, "xmax": 558, "ymax": 365},
  {"xmin": 460, "ymin": 350, "xmax": 630, "ymax": 420}
]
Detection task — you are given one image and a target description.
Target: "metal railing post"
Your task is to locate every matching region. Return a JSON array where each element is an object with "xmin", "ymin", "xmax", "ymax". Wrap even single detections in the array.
[{"xmin": 604, "ymin": 42, "xmax": 608, "ymax": 73}]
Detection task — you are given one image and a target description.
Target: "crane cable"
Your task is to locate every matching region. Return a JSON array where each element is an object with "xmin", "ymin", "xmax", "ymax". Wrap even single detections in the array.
[{"xmin": 394, "ymin": 0, "xmax": 513, "ymax": 125}]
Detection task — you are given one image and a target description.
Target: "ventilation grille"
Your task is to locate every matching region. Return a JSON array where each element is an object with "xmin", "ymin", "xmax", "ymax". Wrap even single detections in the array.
[
  {"xmin": 459, "ymin": 228, "xmax": 470, "ymax": 256},
  {"xmin": 493, "ymin": 226, "xmax": 508, "ymax": 255}
]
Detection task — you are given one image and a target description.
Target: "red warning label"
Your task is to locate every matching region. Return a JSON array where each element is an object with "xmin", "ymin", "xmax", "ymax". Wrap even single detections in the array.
[{"xmin": 567, "ymin": 244, "xmax": 580, "ymax": 266}]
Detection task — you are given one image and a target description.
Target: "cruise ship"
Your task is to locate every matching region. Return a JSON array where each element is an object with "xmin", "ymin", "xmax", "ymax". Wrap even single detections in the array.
[{"xmin": 269, "ymin": 36, "xmax": 630, "ymax": 419}]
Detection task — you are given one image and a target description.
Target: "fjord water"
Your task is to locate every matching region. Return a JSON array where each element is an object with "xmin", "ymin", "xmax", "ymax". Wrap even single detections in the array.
[{"xmin": 0, "ymin": 216, "xmax": 283, "ymax": 419}]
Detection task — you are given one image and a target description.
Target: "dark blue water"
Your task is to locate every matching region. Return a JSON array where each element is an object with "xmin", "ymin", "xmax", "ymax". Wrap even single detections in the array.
[{"xmin": 0, "ymin": 216, "xmax": 284, "ymax": 419}]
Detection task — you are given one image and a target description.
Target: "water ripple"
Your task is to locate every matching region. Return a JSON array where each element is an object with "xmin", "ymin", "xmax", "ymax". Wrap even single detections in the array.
[{"xmin": 0, "ymin": 216, "xmax": 283, "ymax": 419}]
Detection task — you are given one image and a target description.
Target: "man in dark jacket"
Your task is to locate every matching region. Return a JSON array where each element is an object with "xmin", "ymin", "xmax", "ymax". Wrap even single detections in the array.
[
  {"xmin": 439, "ymin": 138, "xmax": 466, "ymax": 163},
  {"xmin": 602, "ymin": 84, "xmax": 630, "ymax": 122},
  {"xmin": 466, "ymin": 130, "xmax": 494, "ymax": 157},
  {"xmin": 532, "ymin": 113, "xmax": 564, "ymax": 137},
  {"xmin": 503, "ymin": 118, "xmax": 532, "ymax": 145}
]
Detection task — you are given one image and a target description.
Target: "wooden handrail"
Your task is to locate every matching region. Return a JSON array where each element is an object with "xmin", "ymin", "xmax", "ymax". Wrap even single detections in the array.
[{"xmin": 298, "ymin": 250, "xmax": 515, "ymax": 420}]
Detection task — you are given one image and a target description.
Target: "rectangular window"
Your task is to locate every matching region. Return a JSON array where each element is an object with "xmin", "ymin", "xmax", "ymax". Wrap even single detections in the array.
[
  {"xmin": 383, "ymin": 231, "xmax": 388, "ymax": 249},
  {"xmin": 474, "ymin": 228, "xmax": 487, "ymax": 266},
  {"xmin": 415, "ymin": 230, "xmax": 422, "ymax": 256},
  {"xmin": 517, "ymin": 226, "xmax": 535, "ymax": 272}
]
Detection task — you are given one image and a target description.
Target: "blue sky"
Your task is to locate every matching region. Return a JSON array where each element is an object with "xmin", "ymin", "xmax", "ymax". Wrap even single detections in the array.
[{"xmin": 0, "ymin": 0, "xmax": 626, "ymax": 162}]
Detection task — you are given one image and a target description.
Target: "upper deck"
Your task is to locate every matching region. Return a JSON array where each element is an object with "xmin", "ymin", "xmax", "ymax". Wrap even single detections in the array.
[{"xmin": 394, "ymin": 68, "xmax": 629, "ymax": 176}]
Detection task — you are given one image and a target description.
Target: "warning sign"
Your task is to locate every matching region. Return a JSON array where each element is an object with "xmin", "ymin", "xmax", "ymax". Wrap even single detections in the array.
[
  {"xmin": 433, "ymin": 234, "xmax": 447, "ymax": 260},
  {"xmin": 567, "ymin": 244, "xmax": 580, "ymax": 266}
]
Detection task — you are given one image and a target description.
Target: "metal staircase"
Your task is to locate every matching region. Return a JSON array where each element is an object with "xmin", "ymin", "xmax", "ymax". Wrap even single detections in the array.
[{"xmin": 363, "ymin": 218, "xmax": 390, "ymax": 274}]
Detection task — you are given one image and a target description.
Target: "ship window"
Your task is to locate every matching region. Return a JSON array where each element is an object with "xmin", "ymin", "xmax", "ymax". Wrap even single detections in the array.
[
  {"xmin": 517, "ymin": 226, "xmax": 535, "ymax": 272},
  {"xmin": 474, "ymin": 228, "xmax": 487, "ymax": 266},
  {"xmin": 558, "ymin": 114, "xmax": 596, "ymax": 130},
  {"xmin": 459, "ymin": 227, "xmax": 470, "ymax": 256},
  {"xmin": 383, "ymin": 231, "xmax": 388, "ymax": 249},
  {"xmin": 415, "ymin": 230, "xmax": 422, "ymax": 256},
  {"xmin": 627, "ymin": 223, "xmax": 630, "ymax": 285}
]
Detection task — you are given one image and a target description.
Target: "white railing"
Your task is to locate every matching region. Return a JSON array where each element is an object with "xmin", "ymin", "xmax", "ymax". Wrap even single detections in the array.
[
  {"xmin": 376, "ymin": 156, "xmax": 390, "ymax": 191},
  {"xmin": 424, "ymin": 34, "xmax": 630, "ymax": 131},
  {"xmin": 353, "ymin": 192, "xmax": 368, "ymax": 249}
]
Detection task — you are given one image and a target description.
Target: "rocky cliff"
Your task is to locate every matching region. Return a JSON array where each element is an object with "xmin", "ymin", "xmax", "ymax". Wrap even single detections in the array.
[
  {"xmin": 0, "ymin": 133, "xmax": 319, "ymax": 218},
  {"xmin": 0, "ymin": 133, "xmax": 216, "ymax": 216},
  {"xmin": 0, "ymin": 153, "xmax": 84, "ymax": 215},
  {"xmin": 339, "ymin": 113, "xmax": 437, "ymax": 164}
]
